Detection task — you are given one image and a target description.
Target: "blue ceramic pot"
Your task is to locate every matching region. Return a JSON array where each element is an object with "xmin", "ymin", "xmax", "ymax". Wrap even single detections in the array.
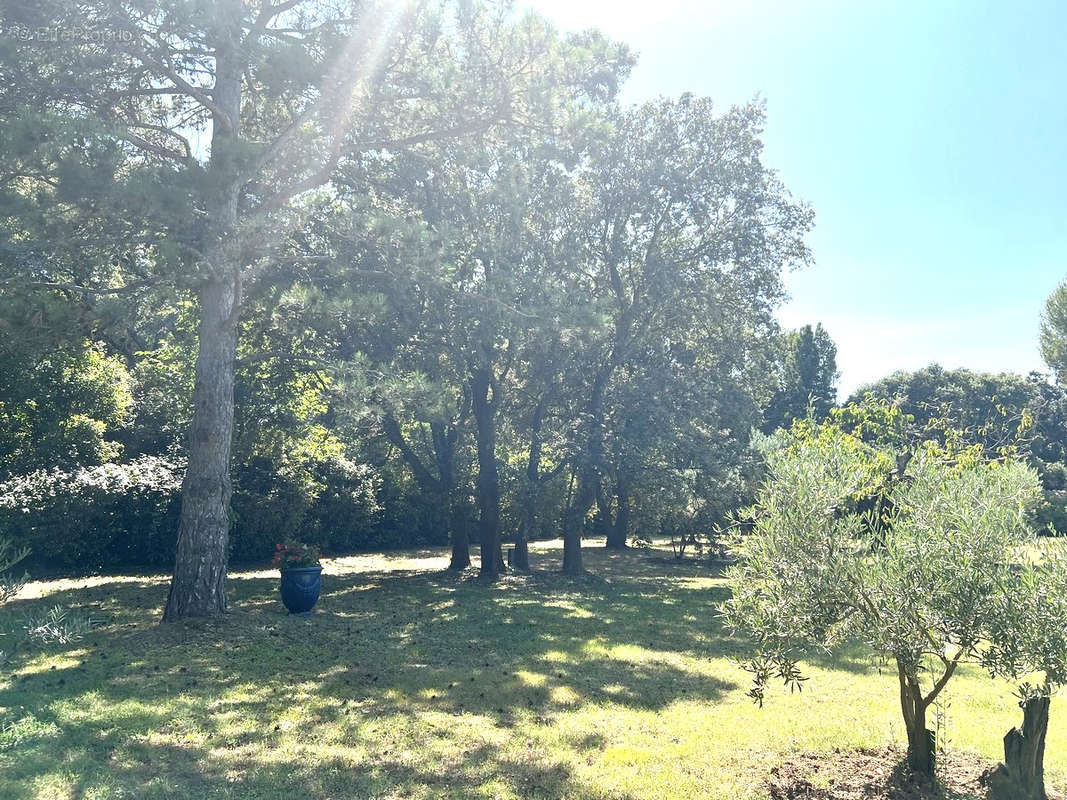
[{"xmin": 279, "ymin": 566, "xmax": 322, "ymax": 614}]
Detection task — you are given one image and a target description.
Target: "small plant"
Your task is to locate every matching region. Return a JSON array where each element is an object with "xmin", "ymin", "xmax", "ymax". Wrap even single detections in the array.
[
  {"xmin": 0, "ymin": 536, "xmax": 91, "ymax": 668},
  {"xmin": 0, "ymin": 536, "xmax": 29, "ymax": 667},
  {"xmin": 23, "ymin": 606, "xmax": 93, "ymax": 645},
  {"xmin": 932, "ymin": 689, "xmax": 952, "ymax": 758},
  {"xmin": 0, "ymin": 537, "xmax": 29, "ymax": 606},
  {"xmin": 272, "ymin": 540, "xmax": 321, "ymax": 569}
]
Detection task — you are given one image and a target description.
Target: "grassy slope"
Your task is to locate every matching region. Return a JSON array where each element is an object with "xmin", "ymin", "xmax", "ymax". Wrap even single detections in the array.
[{"xmin": 0, "ymin": 541, "xmax": 1064, "ymax": 800}]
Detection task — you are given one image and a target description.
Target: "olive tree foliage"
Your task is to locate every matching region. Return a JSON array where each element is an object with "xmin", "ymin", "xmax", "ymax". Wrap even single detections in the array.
[
  {"xmin": 981, "ymin": 547, "xmax": 1067, "ymax": 800},
  {"xmin": 1041, "ymin": 277, "xmax": 1067, "ymax": 384},
  {"xmin": 721, "ymin": 423, "xmax": 1041, "ymax": 777}
]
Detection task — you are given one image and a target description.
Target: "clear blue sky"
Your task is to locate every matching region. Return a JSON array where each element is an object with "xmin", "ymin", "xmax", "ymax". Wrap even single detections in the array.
[{"xmin": 527, "ymin": 0, "xmax": 1067, "ymax": 396}]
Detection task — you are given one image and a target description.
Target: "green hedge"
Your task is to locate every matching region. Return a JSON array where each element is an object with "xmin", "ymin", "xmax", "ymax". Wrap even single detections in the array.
[
  {"xmin": 0, "ymin": 456, "xmax": 183, "ymax": 571},
  {"xmin": 0, "ymin": 455, "xmax": 446, "ymax": 573}
]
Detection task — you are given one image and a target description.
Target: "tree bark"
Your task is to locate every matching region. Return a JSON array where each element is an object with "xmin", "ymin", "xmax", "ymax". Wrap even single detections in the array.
[
  {"xmin": 163, "ymin": 0, "xmax": 243, "ymax": 621},
  {"xmin": 471, "ymin": 367, "xmax": 502, "ymax": 581},
  {"xmin": 447, "ymin": 498, "xmax": 471, "ymax": 570},
  {"xmin": 562, "ymin": 368, "xmax": 609, "ymax": 574},
  {"xmin": 562, "ymin": 473, "xmax": 595, "ymax": 573},
  {"xmin": 163, "ymin": 275, "xmax": 238, "ymax": 620},
  {"xmin": 515, "ymin": 395, "xmax": 547, "ymax": 572},
  {"xmin": 432, "ymin": 423, "xmax": 470, "ymax": 571},
  {"xmin": 605, "ymin": 475, "xmax": 629, "ymax": 549},
  {"xmin": 382, "ymin": 415, "xmax": 469, "ymax": 571},
  {"xmin": 986, "ymin": 695, "xmax": 1050, "ymax": 800},
  {"xmin": 896, "ymin": 658, "xmax": 935, "ymax": 777}
]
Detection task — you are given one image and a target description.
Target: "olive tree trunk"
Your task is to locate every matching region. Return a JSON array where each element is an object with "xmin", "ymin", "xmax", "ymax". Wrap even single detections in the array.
[
  {"xmin": 986, "ymin": 695, "xmax": 1050, "ymax": 800},
  {"xmin": 897, "ymin": 659, "xmax": 936, "ymax": 776}
]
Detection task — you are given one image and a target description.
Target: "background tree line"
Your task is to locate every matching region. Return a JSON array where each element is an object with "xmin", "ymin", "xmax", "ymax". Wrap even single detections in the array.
[{"xmin": 0, "ymin": 0, "xmax": 1065, "ymax": 619}]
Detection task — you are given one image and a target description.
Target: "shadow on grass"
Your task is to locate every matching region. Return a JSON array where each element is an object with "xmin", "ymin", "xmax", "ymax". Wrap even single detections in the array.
[{"xmin": 0, "ymin": 545, "xmax": 745, "ymax": 799}]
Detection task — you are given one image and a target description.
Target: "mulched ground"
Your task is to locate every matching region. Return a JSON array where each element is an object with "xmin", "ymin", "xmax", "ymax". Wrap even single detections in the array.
[{"xmin": 766, "ymin": 746, "xmax": 1065, "ymax": 800}]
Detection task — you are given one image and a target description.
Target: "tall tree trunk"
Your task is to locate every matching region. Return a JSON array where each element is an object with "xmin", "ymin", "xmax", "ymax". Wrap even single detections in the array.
[
  {"xmin": 515, "ymin": 394, "xmax": 548, "ymax": 572},
  {"xmin": 514, "ymin": 510, "xmax": 532, "ymax": 571},
  {"xmin": 605, "ymin": 476, "xmax": 629, "ymax": 548},
  {"xmin": 987, "ymin": 695, "xmax": 1050, "ymax": 800},
  {"xmin": 562, "ymin": 473, "xmax": 595, "ymax": 574},
  {"xmin": 447, "ymin": 497, "xmax": 471, "ymax": 571},
  {"xmin": 472, "ymin": 367, "xmax": 501, "ymax": 581},
  {"xmin": 163, "ymin": 0, "xmax": 243, "ymax": 621},
  {"xmin": 163, "ymin": 274, "xmax": 238, "ymax": 620},
  {"xmin": 896, "ymin": 658, "xmax": 935, "ymax": 777},
  {"xmin": 383, "ymin": 415, "xmax": 469, "ymax": 570},
  {"xmin": 562, "ymin": 369, "xmax": 609, "ymax": 574},
  {"xmin": 596, "ymin": 481, "xmax": 614, "ymax": 537},
  {"xmin": 433, "ymin": 423, "xmax": 470, "ymax": 571}
]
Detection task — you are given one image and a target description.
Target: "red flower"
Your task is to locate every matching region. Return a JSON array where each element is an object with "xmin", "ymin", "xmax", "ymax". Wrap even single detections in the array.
[{"xmin": 271, "ymin": 539, "xmax": 321, "ymax": 569}]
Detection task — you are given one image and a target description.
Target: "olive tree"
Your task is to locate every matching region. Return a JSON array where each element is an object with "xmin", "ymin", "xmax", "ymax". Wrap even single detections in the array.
[
  {"xmin": 721, "ymin": 423, "xmax": 1041, "ymax": 777},
  {"xmin": 981, "ymin": 546, "xmax": 1067, "ymax": 800}
]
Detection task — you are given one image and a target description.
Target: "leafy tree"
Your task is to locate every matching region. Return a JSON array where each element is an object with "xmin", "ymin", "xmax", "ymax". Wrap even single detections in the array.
[
  {"xmin": 559, "ymin": 96, "xmax": 812, "ymax": 573},
  {"xmin": 1041, "ymin": 277, "xmax": 1067, "ymax": 383},
  {"xmin": 853, "ymin": 366, "xmax": 1067, "ymax": 534},
  {"xmin": 762, "ymin": 322, "xmax": 838, "ymax": 431},
  {"xmin": 0, "ymin": 343, "xmax": 131, "ymax": 479},
  {"xmin": 372, "ymin": 356, "xmax": 476, "ymax": 572},
  {"xmin": 313, "ymin": 18, "xmax": 632, "ymax": 581},
  {"xmin": 982, "ymin": 547, "xmax": 1067, "ymax": 800},
  {"xmin": 593, "ymin": 329, "xmax": 766, "ymax": 552},
  {"xmin": 722, "ymin": 422, "xmax": 1041, "ymax": 777},
  {"xmin": 0, "ymin": 0, "xmax": 609, "ymax": 615}
]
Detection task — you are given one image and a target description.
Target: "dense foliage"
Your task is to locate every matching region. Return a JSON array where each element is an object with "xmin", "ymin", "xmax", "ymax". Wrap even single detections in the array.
[
  {"xmin": 762, "ymin": 322, "xmax": 839, "ymax": 431},
  {"xmin": 1042, "ymin": 278, "xmax": 1067, "ymax": 383},
  {"xmin": 851, "ymin": 365, "xmax": 1067, "ymax": 534},
  {"xmin": 0, "ymin": 0, "xmax": 1062, "ymax": 637},
  {"xmin": 722, "ymin": 420, "xmax": 1042, "ymax": 776},
  {"xmin": 0, "ymin": 0, "xmax": 816, "ymax": 585}
]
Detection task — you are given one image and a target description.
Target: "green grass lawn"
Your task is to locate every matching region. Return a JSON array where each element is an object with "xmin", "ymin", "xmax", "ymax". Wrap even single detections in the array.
[{"xmin": 1, "ymin": 540, "xmax": 1064, "ymax": 799}]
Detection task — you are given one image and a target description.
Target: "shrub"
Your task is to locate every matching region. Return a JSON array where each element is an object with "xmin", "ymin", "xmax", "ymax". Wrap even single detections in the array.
[
  {"xmin": 0, "ymin": 455, "xmax": 183, "ymax": 571},
  {"xmin": 230, "ymin": 455, "xmax": 383, "ymax": 562},
  {"xmin": 0, "ymin": 451, "xmax": 420, "ymax": 572}
]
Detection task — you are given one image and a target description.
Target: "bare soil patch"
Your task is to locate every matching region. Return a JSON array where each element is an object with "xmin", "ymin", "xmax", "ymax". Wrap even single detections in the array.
[{"xmin": 766, "ymin": 746, "xmax": 1065, "ymax": 800}]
